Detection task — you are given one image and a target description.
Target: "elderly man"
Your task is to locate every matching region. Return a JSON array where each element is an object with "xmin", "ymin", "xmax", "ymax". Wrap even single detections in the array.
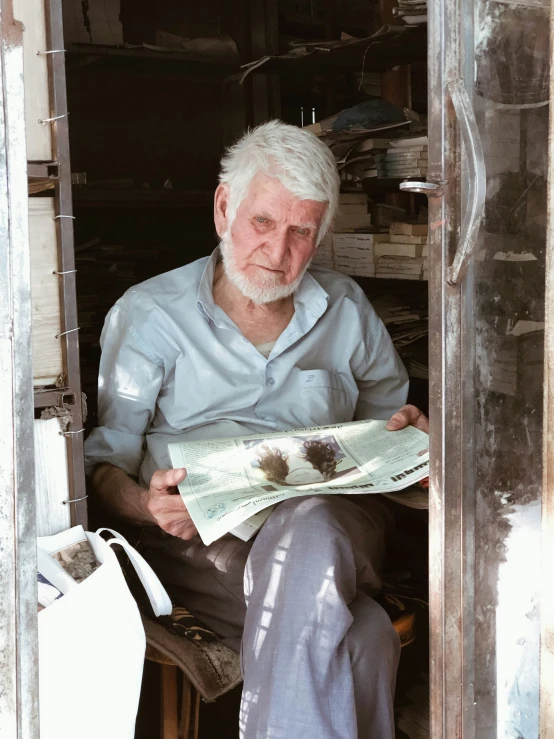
[{"xmin": 86, "ymin": 120, "xmax": 428, "ymax": 738}]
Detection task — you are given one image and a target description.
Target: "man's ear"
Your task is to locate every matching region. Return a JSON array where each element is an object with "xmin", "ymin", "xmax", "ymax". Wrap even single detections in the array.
[{"xmin": 214, "ymin": 184, "xmax": 230, "ymax": 238}]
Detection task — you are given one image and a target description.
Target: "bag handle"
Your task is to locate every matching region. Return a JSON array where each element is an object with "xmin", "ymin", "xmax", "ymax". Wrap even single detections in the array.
[{"xmin": 96, "ymin": 528, "xmax": 172, "ymax": 617}]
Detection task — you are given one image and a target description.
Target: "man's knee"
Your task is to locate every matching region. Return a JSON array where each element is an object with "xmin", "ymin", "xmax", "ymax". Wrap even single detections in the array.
[
  {"xmin": 266, "ymin": 495, "xmax": 353, "ymax": 539},
  {"xmin": 347, "ymin": 594, "xmax": 401, "ymax": 666}
]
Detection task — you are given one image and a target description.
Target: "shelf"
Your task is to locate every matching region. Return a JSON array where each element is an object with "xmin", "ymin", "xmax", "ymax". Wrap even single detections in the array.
[
  {"xmin": 72, "ymin": 188, "xmax": 214, "ymax": 209},
  {"xmin": 231, "ymin": 24, "xmax": 427, "ymax": 83},
  {"xmin": 66, "ymin": 44, "xmax": 238, "ymax": 80}
]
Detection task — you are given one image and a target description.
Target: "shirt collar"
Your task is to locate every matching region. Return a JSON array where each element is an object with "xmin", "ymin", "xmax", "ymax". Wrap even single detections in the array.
[{"xmin": 196, "ymin": 247, "xmax": 330, "ymax": 328}]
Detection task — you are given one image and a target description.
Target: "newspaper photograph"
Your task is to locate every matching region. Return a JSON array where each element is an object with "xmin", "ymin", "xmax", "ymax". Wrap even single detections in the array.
[{"xmin": 169, "ymin": 419, "xmax": 429, "ymax": 545}]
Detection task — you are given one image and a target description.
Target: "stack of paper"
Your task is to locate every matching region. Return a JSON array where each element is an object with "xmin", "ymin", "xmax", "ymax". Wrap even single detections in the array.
[
  {"xmin": 354, "ymin": 72, "xmax": 382, "ymax": 97},
  {"xmin": 333, "ymin": 233, "xmax": 390, "ymax": 277},
  {"xmin": 384, "ymin": 136, "xmax": 428, "ymax": 178},
  {"xmin": 311, "ymin": 234, "xmax": 335, "ymax": 269},
  {"xmin": 371, "ymin": 293, "xmax": 428, "ymax": 381},
  {"xmin": 393, "ymin": 0, "xmax": 428, "ymax": 25},
  {"xmin": 374, "ymin": 222, "xmax": 428, "ymax": 280},
  {"xmin": 334, "ymin": 192, "xmax": 373, "ymax": 232},
  {"xmin": 369, "ymin": 203, "xmax": 408, "ymax": 231},
  {"xmin": 338, "ymin": 138, "xmax": 391, "ymax": 184}
]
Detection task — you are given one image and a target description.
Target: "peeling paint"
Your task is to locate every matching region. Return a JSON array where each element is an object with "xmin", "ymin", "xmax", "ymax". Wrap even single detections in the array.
[
  {"xmin": 496, "ymin": 501, "xmax": 541, "ymax": 738},
  {"xmin": 493, "ymin": 251, "xmax": 538, "ymax": 262},
  {"xmin": 507, "ymin": 320, "xmax": 545, "ymax": 336}
]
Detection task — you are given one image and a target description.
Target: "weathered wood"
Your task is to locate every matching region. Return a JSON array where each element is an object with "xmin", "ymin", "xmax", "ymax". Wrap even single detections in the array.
[
  {"xmin": 12, "ymin": 0, "xmax": 52, "ymax": 160},
  {"xmin": 34, "ymin": 418, "xmax": 71, "ymax": 536},
  {"xmin": 29, "ymin": 197, "xmax": 63, "ymax": 384},
  {"xmin": 161, "ymin": 664, "xmax": 179, "ymax": 739},
  {"xmin": 0, "ymin": 1, "xmax": 39, "ymax": 736}
]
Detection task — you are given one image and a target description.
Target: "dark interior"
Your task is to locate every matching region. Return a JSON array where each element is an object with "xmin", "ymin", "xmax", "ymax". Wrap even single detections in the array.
[{"xmin": 67, "ymin": 2, "xmax": 430, "ymax": 735}]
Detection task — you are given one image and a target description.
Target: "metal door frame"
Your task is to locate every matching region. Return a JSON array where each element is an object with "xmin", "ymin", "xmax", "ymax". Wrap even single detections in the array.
[{"xmin": 0, "ymin": 0, "xmax": 40, "ymax": 735}]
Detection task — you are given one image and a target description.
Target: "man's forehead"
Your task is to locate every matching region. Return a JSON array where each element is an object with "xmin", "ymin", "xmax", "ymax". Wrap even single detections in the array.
[{"xmin": 243, "ymin": 174, "xmax": 327, "ymax": 214}]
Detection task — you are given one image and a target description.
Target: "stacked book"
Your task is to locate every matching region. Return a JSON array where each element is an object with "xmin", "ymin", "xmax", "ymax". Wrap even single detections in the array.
[
  {"xmin": 369, "ymin": 202, "xmax": 408, "ymax": 232},
  {"xmin": 338, "ymin": 138, "xmax": 390, "ymax": 184},
  {"xmin": 333, "ymin": 233, "xmax": 390, "ymax": 278},
  {"xmin": 311, "ymin": 233, "xmax": 335, "ymax": 269},
  {"xmin": 354, "ymin": 71, "xmax": 382, "ymax": 97},
  {"xmin": 334, "ymin": 192, "xmax": 373, "ymax": 232},
  {"xmin": 393, "ymin": 0, "xmax": 428, "ymax": 25},
  {"xmin": 374, "ymin": 222, "xmax": 429, "ymax": 280},
  {"xmin": 383, "ymin": 136, "xmax": 428, "ymax": 179}
]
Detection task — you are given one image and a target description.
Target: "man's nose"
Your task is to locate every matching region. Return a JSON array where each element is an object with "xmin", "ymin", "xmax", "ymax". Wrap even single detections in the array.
[{"xmin": 264, "ymin": 229, "xmax": 290, "ymax": 266}]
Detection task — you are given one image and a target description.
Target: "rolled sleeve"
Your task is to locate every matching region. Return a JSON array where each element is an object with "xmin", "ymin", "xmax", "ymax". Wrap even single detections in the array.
[
  {"xmin": 85, "ymin": 298, "xmax": 164, "ymax": 478},
  {"xmin": 354, "ymin": 307, "xmax": 409, "ymax": 421}
]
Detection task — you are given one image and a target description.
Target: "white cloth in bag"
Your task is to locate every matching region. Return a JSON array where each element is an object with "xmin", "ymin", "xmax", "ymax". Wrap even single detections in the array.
[{"xmin": 38, "ymin": 528, "xmax": 172, "ymax": 739}]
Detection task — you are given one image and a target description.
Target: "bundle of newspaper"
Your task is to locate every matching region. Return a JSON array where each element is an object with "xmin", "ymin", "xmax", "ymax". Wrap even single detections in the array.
[
  {"xmin": 375, "ymin": 222, "xmax": 429, "ymax": 280},
  {"xmin": 337, "ymin": 138, "xmax": 391, "ymax": 184},
  {"xmin": 334, "ymin": 192, "xmax": 373, "ymax": 232},
  {"xmin": 333, "ymin": 232, "xmax": 390, "ymax": 278},
  {"xmin": 169, "ymin": 419, "xmax": 430, "ymax": 545},
  {"xmin": 393, "ymin": 0, "xmax": 428, "ymax": 25},
  {"xmin": 383, "ymin": 136, "xmax": 428, "ymax": 179},
  {"xmin": 370, "ymin": 292, "xmax": 429, "ymax": 379},
  {"xmin": 311, "ymin": 233, "xmax": 335, "ymax": 269},
  {"xmin": 369, "ymin": 202, "xmax": 409, "ymax": 231}
]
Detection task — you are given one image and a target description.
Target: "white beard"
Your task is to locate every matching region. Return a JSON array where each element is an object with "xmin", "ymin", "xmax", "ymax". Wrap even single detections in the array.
[{"xmin": 219, "ymin": 232, "xmax": 310, "ymax": 305}]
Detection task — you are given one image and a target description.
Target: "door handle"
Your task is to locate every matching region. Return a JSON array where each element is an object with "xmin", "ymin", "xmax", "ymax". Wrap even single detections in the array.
[
  {"xmin": 400, "ymin": 79, "xmax": 486, "ymax": 286},
  {"xmin": 400, "ymin": 181, "xmax": 444, "ymax": 197},
  {"xmin": 445, "ymin": 78, "xmax": 486, "ymax": 285}
]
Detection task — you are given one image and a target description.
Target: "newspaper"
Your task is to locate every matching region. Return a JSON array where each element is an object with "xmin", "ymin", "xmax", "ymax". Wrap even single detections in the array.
[{"xmin": 169, "ymin": 419, "xmax": 429, "ymax": 545}]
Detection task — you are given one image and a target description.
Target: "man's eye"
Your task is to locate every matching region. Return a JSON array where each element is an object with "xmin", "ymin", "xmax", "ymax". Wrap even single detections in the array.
[
  {"xmin": 296, "ymin": 228, "xmax": 309, "ymax": 236},
  {"xmin": 255, "ymin": 216, "xmax": 268, "ymax": 224}
]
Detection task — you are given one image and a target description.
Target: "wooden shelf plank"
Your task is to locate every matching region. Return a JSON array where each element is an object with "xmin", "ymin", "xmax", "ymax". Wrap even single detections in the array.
[{"xmin": 72, "ymin": 188, "xmax": 214, "ymax": 209}]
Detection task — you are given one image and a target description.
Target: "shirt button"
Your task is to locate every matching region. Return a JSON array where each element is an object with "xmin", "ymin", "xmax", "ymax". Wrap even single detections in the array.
[{"xmin": 266, "ymin": 377, "xmax": 275, "ymax": 386}]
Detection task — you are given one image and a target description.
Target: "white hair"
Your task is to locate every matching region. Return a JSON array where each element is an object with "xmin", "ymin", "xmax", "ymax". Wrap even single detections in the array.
[{"xmin": 218, "ymin": 120, "xmax": 340, "ymax": 244}]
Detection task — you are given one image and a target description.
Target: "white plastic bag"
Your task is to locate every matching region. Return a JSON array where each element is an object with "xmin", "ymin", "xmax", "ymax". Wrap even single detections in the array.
[{"xmin": 38, "ymin": 527, "xmax": 171, "ymax": 739}]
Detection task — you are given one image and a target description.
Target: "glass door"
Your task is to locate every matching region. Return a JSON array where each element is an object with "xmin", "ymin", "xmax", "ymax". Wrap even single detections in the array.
[{"xmin": 404, "ymin": 0, "xmax": 550, "ymax": 735}]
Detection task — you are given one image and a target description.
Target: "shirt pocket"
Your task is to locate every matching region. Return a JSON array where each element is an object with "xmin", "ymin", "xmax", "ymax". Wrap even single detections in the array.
[{"xmin": 285, "ymin": 369, "xmax": 357, "ymax": 427}]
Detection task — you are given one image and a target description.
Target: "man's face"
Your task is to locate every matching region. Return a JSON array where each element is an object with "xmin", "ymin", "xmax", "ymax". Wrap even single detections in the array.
[{"xmin": 215, "ymin": 173, "xmax": 328, "ymax": 303}]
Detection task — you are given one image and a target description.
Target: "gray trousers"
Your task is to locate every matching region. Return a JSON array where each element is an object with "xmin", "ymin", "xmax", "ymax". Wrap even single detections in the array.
[{"xmin": 141, "ymin": 495, "xmax": 400, "ymax": 738}]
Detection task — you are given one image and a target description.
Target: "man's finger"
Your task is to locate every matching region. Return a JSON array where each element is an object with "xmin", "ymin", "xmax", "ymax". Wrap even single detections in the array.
[
  {"xmin": 386, "ymin": 405, "xmax": 428, "ymax": 431},
  {"xmin": 150, "ymin": 467, "xmax": 187, "ymax": 493}
]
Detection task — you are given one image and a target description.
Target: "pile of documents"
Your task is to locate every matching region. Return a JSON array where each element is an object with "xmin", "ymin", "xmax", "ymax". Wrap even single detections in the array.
[
  {"xmin": 333, "ymin": 233, "xmax": 390, "ymax": 278},
  {"xmin": 334, "ymin": 192, "xmax": 373, "ymax": 232},
  {"xmin": 393, "ymin": 0, "xmax": 428, "ymax": 25},
  {"xmin": 371, "ymin": 293, "xmax": 429, "ymax": 378},
  {"xmin": 311, "ymin": 233, "xmax": 335, "ymax": 269},
  {"xmin": 369, "ymin": 202, "xmax": 409, "ymax": 231},
  {"xmin": 354, "ymin": 71, "xmax": 382, "ymax": 97},
  {"xmin": 383, "ymin": 136, "xmax": 428, "ymax": 178},
  {"xmin": 375, "ymin": 222, "xmax": 429, "ymax": 280}
]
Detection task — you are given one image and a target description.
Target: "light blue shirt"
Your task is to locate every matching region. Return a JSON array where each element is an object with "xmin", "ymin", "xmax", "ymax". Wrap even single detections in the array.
[{"xmin": 85, "ymin": 249, "xmax": 409, "ymax": 487}]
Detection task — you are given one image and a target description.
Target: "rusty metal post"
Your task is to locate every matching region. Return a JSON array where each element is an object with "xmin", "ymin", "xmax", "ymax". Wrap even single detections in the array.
[
  {"xmin": 0, "ymin": 0, "xmax": 40, "ymax": 736},
  {"xmin": 541, "ymin": 4, "xmax": 554, "ymax": 733}
]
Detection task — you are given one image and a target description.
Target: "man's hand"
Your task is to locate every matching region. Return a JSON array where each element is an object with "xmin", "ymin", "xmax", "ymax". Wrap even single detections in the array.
[
  {"xmin": 386, "ymin": 404, "xmax": 429, "ymax": 434},
  {"xmin": 146, "ymin": 468, "xmax": 198, "ymax": 540}
]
